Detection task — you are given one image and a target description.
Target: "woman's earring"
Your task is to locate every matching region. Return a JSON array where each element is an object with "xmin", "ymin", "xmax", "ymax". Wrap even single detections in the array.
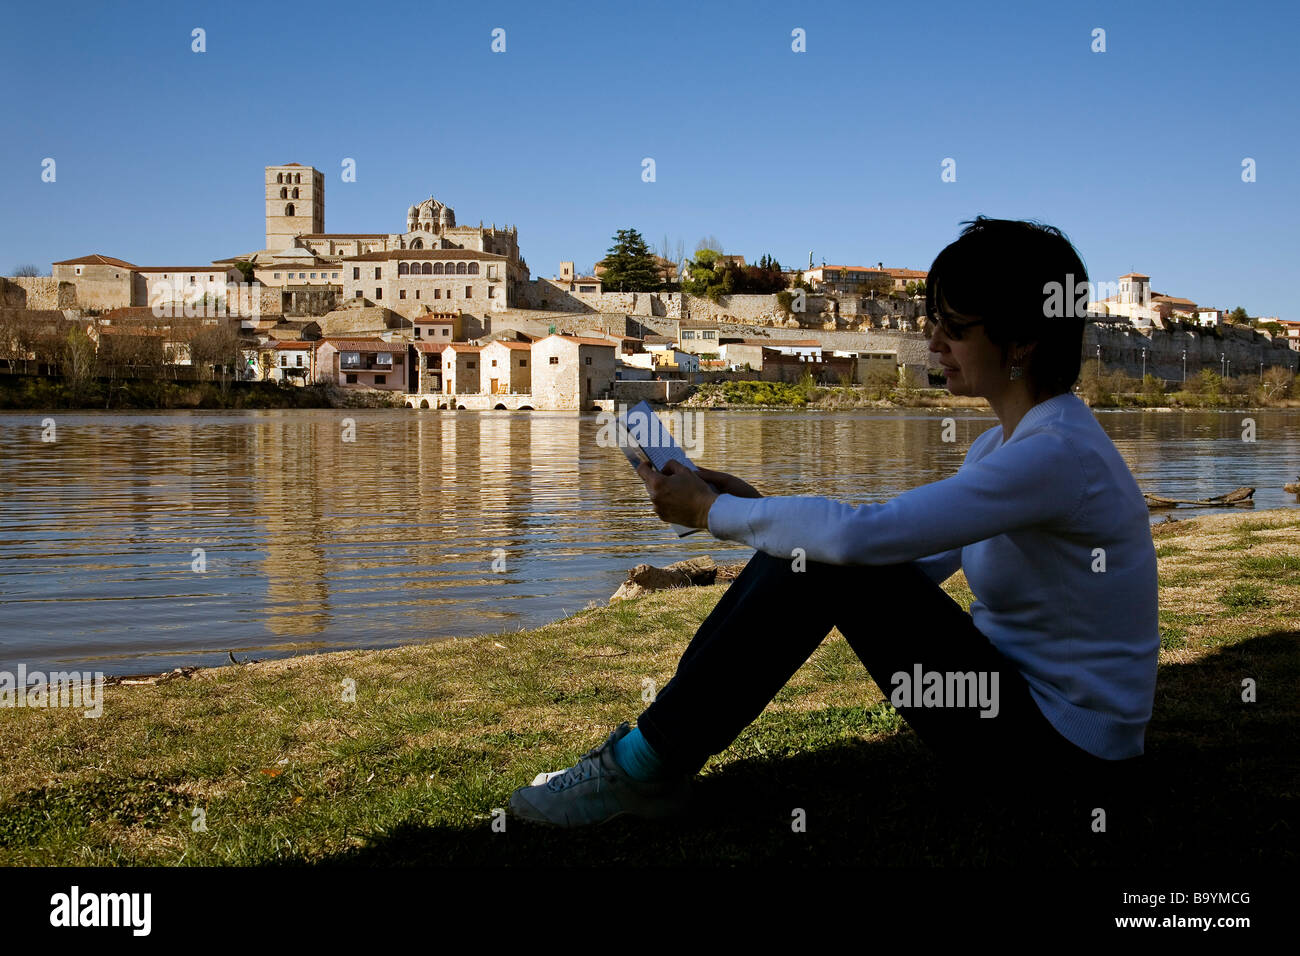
[{"xmin": 1009, "ymin": 364, "xmax": 1024, "ymax": 381}]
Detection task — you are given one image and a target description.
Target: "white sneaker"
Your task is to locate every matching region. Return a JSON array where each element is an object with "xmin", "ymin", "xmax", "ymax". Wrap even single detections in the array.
[{"xmin": 509, "ymin": 722, "xmax": 692, "ymax": 827}]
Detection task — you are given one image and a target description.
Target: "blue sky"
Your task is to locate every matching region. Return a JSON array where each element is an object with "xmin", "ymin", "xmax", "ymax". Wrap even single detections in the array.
[{"xmin": 2, "ymin": 0, "xmax": 1296, "ymax": 318}]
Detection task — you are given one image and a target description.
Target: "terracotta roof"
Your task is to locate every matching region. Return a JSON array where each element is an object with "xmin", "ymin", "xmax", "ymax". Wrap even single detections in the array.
[
  {"xmin": 1118, "ymin": 273, "xmax": 1149, "ymax": 279},
  {"xmin": 134, "ymin": 265, "xmax": 234, "ymax": 272},
  {"xmin": 1152, "ymin": 295, "xmax": 1197, "ymax": 306},
  {"xmin": 411, "ymin": 341, "xmax": 445, "ymax": 353},
  {"xmin": 52, "ymin": 254, "xmax": 139, "ymax": 269},
  {"xmin": 98, "ymin": 325, "xmax": 167, "ymax": 336},
  {"xmin": 415, "ymin": 316, "xmax": 457, "ymax": 323},
  {"xmin": 343, "ymin": 249, "xmax": 507, "ymax": 261},
  {"xmin": 544, "ymin": 335, "xmax": 617, "ymax": 348},
  {"xmin": 320, "ymin": 338, "xmax": 406, "ymax": 352},
  {"xmin": 100, "ymin": 307, "xmax": 168, "ymax": 321},
  {"xmin": 279, "ymin": 163, "xmax": 304, "ymax": 167},
  {"xmin": 443, "ymin": 343, "xmax": 483, "ymax": 352},
  {"xmin": 483, "ymin": 340, "xmax": 531, "ymax": 349},
  {"xmin": 811, "ymin": 264, "xmax": 927, "ymax": 278},
  {"xmin": 270, "ymin": 341, "xmax": 316, "ymax": 349}
]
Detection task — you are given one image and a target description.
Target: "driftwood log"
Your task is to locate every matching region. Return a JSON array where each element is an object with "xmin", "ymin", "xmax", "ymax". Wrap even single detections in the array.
[
  {"xmin": 609, "ymin": 556, "xmax": 746, "ymax": 602},
  {"xmin": 1143, "ymin": 486, "xmax": 1255, "ymax": 509}
]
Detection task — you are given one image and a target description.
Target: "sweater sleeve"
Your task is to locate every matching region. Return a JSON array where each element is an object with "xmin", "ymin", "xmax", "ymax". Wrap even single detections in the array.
[
  {"xmin": 706, "ymin": 429, "xmax": 1087, "ymax": 566},
  {"xmin": 912, "ymin": 547, "xmax": 963, "ymax": 584}
]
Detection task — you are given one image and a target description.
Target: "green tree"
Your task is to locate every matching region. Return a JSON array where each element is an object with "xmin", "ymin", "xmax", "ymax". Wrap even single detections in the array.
[
  {"xmin": 1140, "ymin": 373, "xmax": 1165, "ymax": 405},
  {"xmin": 1227, "ymin": 307, "xmax": 1249, "ymax": 325},
  {"xmin": 600, "ymin": 229, "xmax": 663, "ymax": 291}
]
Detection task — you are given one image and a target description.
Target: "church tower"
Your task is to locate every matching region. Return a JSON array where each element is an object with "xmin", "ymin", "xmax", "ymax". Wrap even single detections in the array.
[{"xmin": 265, "ymin": 164, "xmax": 324, "ymax": 250}]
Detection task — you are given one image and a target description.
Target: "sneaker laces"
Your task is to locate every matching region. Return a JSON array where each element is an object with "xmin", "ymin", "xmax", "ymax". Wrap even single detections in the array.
[{"xmin": 545, "ymin": 730, "xmax": 620, "ymax": 792}]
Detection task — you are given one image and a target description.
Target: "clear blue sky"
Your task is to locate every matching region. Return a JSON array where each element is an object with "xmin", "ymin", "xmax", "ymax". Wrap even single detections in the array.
[{"xmin": 2, "ymin": 0, "xmax": 1296, "ymax": 319}]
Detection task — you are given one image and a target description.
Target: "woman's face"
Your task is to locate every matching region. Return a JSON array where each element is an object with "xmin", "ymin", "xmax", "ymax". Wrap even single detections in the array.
[{"xmin": 926, "ymin": 312, "xmax": 1014, "ymax": 399}]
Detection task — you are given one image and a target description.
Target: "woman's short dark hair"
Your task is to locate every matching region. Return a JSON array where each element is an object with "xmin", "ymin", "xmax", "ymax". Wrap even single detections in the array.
[{"xmin": 925, "ymin": 217, "xmax": 1088, "ymax": 395}]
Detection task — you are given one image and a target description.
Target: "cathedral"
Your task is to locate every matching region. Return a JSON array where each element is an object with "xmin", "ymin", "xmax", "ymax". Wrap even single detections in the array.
[{"xmin": 217, "ymin": 163, "xmax": 530, "ymax": 305}]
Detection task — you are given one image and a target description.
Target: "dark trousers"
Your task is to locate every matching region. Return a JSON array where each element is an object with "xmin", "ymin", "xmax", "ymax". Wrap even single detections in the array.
[{"xmin": 636, "ymin": 548, "xmax": 1125, "ymax": 792}]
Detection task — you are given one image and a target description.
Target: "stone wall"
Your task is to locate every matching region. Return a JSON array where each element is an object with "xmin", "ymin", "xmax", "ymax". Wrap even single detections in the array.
[
  {"xmin": 680, "ymin": 292, "xmax": 926, "ymax": 329},
  {"xmin": 479, "ymin": 310, "xmax": 642, "ymax": 341},
  {"xmin": 0, "ymin": 277, "xmax": 64, "ymax": 310},
  {"xmin": 611, "ymin": 379, "xmax": 693, "ymax": 405},
  {"xmin": 1085, "ymin": 322, "xmax": 1297, "ymax": 382},
  {"xmin": 517, "ymin": 282, "xmax": 682, "ymax": 317}
]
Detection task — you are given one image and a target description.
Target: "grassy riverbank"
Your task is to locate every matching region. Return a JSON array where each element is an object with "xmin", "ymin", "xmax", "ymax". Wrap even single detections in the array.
[
  {"xmin": 0, "ymin": 375, "xmax": 404, "ymax": 410},
  {"xmin": 1, "ymin": 509, "xmax": 1296, "ymax": 866},
  {"xmin": 683, "ymin": 366, "xmax": 1299, "ymax": 410}
]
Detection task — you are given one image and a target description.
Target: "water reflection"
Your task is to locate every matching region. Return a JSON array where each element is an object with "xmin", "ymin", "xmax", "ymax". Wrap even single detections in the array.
[{"xmin": 0, "ymin": 407, "xmax": 1295, "ymax": 675}]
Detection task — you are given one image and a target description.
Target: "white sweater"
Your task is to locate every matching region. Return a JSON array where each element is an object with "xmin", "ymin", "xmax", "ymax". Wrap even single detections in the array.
[{"xmin": 705, "ymin": 392, "xmax": 1160, "ymax": 759}]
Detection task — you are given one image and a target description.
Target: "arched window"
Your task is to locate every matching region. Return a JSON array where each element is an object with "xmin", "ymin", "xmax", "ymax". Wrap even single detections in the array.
[
  {"xmin": 398, "ymin": 262, "xmax": 410, "ymax": 275},
  {"xmin": 295, "ymin": 173, "xmax": 301, "ymax": 184},
  {"xmin": 277, "ymin": 173, "xmax": 284, "ymax": 183},
  {"xmin": 455, "ymin": 262, "xmax": 467, "ymax": 275},
  {"xmin": 424, "ymin": 223, "xmax": 431, "ymax": 232},
  {"xmin": 467, "ymin": 262, "xmax": 479, "ymax": 275},
  {"xmin": 410, "ymin": 238, "xmax": 423, "ymax": 249},
  {"xmin": 421, "ymin": 262, "xmax": 433, "ymax": 275},
  {"xmin": 280, "ymin": 187, "xmax": 287, "ymax": 198},
  {"xmin": 433, "ymin": 263, "xmax": 444, "ymax": 275},
  {"xmin": 292, "ymin": 187, "xmax": 300, "ymax": 199},
  {"xmin": 285, "ymin": 203, "xmax": 295, "ymax": 216}
]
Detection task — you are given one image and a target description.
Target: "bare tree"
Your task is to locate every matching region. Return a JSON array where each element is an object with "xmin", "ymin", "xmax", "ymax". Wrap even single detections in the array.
[
  {"xmin": 189, "ymin": 321, "xmax": 243, "ymax": 390},
  {"xmin": 62, "ymin": 325, "xmax": 98, "ymax": 400},
  {"xmin": 10, "ymin": 264, "xmax": 43, "ymax": 277},
  {"xmin": 695, "ymin": 236, "xmax": 723, "ymax": 254}
]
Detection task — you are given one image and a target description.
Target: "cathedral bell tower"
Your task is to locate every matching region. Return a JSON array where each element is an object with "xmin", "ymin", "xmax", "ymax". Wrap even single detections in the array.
[{"xmin": 265, "ymin": 164, "xmax": 324, "ymax": 250}]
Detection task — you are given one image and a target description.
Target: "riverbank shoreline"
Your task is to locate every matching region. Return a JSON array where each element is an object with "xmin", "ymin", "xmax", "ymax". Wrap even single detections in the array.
[
  {"xmin": 0, "ymin": 376, "xmax": 405, "ymax": 411},
  {"xmin": 0, "ymin": 508, "xmax": 1295, "ymax": 866},
  {"xmin": 679, "ymin": 381, "xmax": 1300, "ymax": 411}
]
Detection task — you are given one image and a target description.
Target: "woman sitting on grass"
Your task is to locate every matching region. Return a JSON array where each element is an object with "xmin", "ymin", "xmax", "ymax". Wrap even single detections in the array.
[{"xmin": 509, "ymin": 217, "xmax": 1160, "ymax": 827}]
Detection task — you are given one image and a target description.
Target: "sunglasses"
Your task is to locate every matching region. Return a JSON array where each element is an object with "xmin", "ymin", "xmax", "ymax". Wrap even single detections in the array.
[{"xmin": 928, "ymin": 310, "xmax": 984, "ymax": 340}]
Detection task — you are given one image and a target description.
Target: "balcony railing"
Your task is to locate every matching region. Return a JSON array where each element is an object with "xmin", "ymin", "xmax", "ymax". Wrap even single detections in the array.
[{"xmin": 341, "ymin": 361, "xmax": 400, "ymax": 371}]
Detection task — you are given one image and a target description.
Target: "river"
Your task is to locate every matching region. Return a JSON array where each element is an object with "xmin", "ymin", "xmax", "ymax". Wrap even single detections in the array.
[{"xmin": 0, "ymin": 406, "xmax": 1296, "ymax": 674}]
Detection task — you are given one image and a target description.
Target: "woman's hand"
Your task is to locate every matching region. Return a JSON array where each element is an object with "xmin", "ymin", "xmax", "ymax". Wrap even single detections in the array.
[
  {"xmin": 693, "ymin": 466, "xmax": 762, "ymax": 499},
  {"xmin": 636, "ymin": 460, "xmax": 721, "ymax": 530}
]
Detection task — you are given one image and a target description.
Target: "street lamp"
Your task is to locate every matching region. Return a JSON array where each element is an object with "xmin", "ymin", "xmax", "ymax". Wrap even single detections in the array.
[
  {"xmin": 1141, "ymin": 348, "xmax": 1147, "ymax": 379},
  {"xmin": 1182, "ymin": 348, "xmax": 1187, "ymax": 382},
  {"xmin": 1096, "ymin": 344, "xmax": 1102, "ymax": 369},
  {"xmin": 1220, "ymin": 352, "xmax": 1226, "ymax": 377}
]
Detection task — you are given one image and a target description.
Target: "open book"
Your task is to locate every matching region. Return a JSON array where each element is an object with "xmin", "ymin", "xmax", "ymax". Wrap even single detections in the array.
[{"xmin": 616, "ymin": 400, "xmax": 717, "ymax": 537}]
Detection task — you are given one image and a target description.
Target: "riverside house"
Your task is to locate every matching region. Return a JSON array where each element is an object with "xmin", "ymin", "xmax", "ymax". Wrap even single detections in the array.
[
  {"xmin": 441, "ymin": 343, "xmax": 483, "ymax": 396},
  {"xmin": 268, "ymin": 341, "xmax": 316, "ymax": 383},
  {"xmin": 480, "ymin": 340, "xmax": 532, "ymax": 395},
  {"xmin": 410, "ymin": 341, "xmax": 444, "ymax": 393},
  {"xmin": 315, "ymin": 338, "xmax": 406, "ymax": 390},
  {"xmin": 529, "ymin": 334, "xmax": 616, "ymax": 409}
]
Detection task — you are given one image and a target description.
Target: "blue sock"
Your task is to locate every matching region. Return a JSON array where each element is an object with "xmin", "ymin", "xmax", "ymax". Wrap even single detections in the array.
[{"xmin": 614, "ymin": 726, "xmax": 669, "ymax": 782}]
